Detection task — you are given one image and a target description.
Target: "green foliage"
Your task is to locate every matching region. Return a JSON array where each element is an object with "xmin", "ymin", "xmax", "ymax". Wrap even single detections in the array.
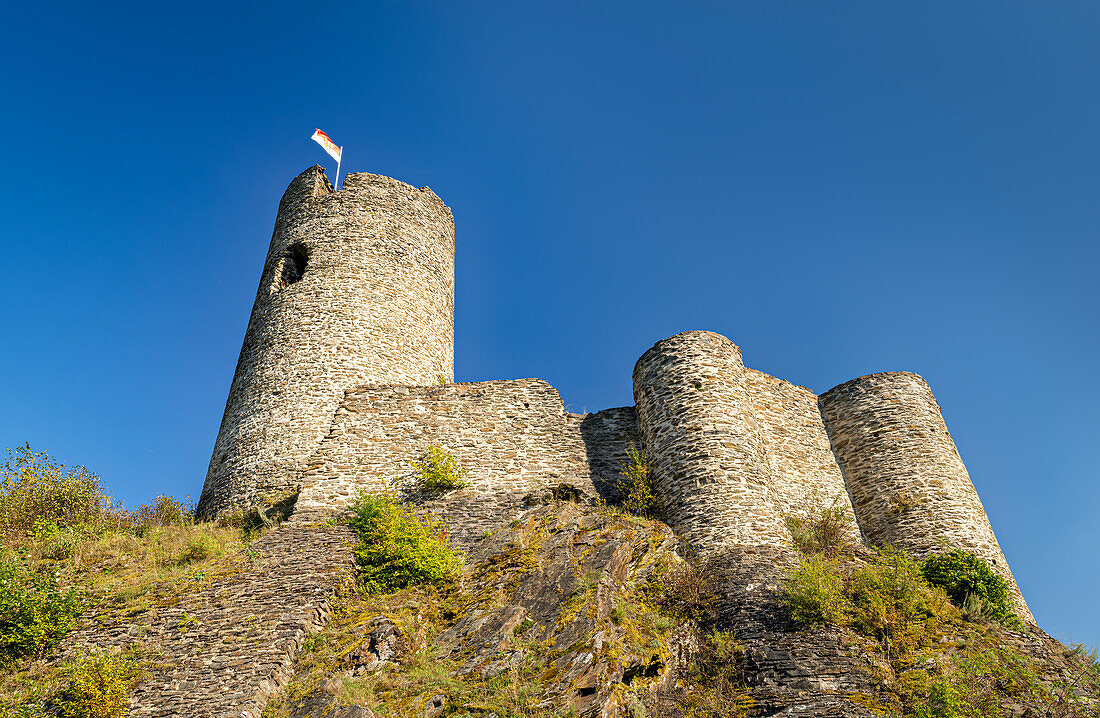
[
  {"xmin": 0, "ymin": 551, "xmax": 81, "ymax": 659},
  {"xmin": 920, "ymin": 549, "xmax": 1016, "ymax": 624},
  {"xmin": 618, "ymin": 443, "xmax": 660, "ymax": 519},
  {"xmin": 57, "ymin": 652, "xmax": 145, "ymax": 718},
  {"xmin": 848, "ymin": 549, "xmax": 942, "ymax": 658},
  {"xmin": 779, "ymin": 547, "xmax": 1056, "ymax": 715},
  {"xmin": 348, "ymin": 493, "xmax": 463, "ymax": 593},
  {"xmin": 784, "ymin": 496, "xmax": 856, "ymax": 558},
  {"xmin": 0, "ymin": 446, "xmax": 106, "ymax": 543},
  {"xmin": 778, "ymin": 554, "xmax": 847, "ymax": 628},
  {"xmin": 678, "ymin": 631, "xmax": 754, "ymax": 717},
  {"xmin": 781, "ymin": 547, "xmax": 951, "ymax": 667},
  {"xmin": 412, "ymin": 445, "xmax": 468, "ymax": 494},
  {"xmin": 897, "ymin": 643, "xmax": 1044, "ymax": 718}
]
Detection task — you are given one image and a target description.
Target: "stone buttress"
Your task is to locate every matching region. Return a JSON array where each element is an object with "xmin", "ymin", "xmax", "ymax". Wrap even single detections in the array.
[
  {"xmin": 819, "ymin": 372, "xmax": 1032, "ymax": 621},
  {"xmin": 197, "ymin": 166, "xmax": 455, "ymax": 519}
]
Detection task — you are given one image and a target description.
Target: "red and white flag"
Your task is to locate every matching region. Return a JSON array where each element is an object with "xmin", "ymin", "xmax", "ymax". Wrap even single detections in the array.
[{"xmin": 310, "ymin": 129, "xmax": 342, "ymax": 162}]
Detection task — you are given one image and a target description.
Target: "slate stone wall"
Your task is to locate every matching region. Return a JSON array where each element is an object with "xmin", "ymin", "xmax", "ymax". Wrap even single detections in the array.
[
  {"xmin": 819, "ymin": 372, "xmax": 1032, "ymax": 620},
  {"xmin": 632, "ymin": 331, "xmax": 794, "ymax": 551},
  {"xmin": 742, "ymin": 368, "xmax": 859, "ymax": 537},
  {"xmin": 60, "ymin": 518, "xmax": 355, "ymax": 718},
  {"xmin": 294, "ymin": 379, "xmax": 640, "ymax": 545},
  {"xmin": 197, "ymin": 166, "xmax": 455, "ymax": 519}
]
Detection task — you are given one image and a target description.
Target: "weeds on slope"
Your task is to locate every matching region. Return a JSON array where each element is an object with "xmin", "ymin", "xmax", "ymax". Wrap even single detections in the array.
[{"xmin": 0, "ymin": 444, "xmax": 282, "ymax": 717}]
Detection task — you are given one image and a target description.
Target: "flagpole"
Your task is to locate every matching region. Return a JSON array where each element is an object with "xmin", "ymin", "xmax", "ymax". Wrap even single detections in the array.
[{"xmin": 335, "ymin": 148, "xmax": 343, "ymax": 190}]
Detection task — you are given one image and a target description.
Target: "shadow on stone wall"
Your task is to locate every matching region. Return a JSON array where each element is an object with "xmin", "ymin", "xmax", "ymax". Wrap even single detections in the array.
[{"xmin": 579, "ymin": 406, "xmax": 641, "ymax": 506}]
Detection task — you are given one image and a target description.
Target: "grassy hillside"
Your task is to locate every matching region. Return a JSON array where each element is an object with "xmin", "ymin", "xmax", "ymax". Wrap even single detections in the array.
[
  {"xmin": 3, "ymin": 444, "xmax": 1099, "ymax": 718},
  {"xmin": 0, "ymin": 446, "xmax": 271, "ymax": 717}
]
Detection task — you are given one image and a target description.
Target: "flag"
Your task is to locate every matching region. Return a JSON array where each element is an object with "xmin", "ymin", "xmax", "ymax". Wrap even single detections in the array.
[{"xmin": 311, "ymin": 129, "xmax": 342, "ymax": 162}]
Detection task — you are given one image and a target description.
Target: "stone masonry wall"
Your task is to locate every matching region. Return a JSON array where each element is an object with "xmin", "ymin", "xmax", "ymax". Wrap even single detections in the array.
[
  {"xmin": 295, "ymin": 379, "xmax": 640, "ymax": 546},
  {"xmin": 61, "ymin": 518, "xmax": 355, "ymax": 718},
  {"xmin": 198, "ymin": 166, "xmax": 455, "ymax": 519},
  {"xmin": 742, "ymin": 368, "xmax": 859, "ymax": 537},
  {"xmin": 819, "ymin": 372, "xmax": 1032, "ymax": 620},
  {"xmin": 632, "ymin": 331, "xmax": 794, "ymax": 551}
]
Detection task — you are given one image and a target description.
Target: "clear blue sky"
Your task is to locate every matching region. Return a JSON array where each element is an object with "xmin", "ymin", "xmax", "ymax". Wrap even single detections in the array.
[{"xmin": 2, "ymin": 2, "xmax": 1097, "ymax": 647}]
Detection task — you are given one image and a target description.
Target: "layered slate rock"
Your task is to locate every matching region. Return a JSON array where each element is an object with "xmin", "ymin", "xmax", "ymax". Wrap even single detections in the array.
[{"xmin": 60, "ymin": 518, "xmax": 355, "ymax": 718}]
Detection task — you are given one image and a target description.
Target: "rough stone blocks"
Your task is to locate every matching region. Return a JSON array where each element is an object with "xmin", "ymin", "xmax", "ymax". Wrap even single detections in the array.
[{"xmin": 198, "ymin": 166, "xmax": 454, "ymax": 519}]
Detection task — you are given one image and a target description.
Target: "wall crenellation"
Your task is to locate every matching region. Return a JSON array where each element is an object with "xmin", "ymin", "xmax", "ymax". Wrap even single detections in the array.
[{"xmin": 198, "ymin": 167, "xmax": 1034, "ymax": 623}]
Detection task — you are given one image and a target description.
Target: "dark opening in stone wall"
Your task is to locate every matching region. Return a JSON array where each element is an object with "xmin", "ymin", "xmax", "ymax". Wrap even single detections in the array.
[{"xmin": 276, "ymin": 243, "xmax": 309, "ymax": 290}]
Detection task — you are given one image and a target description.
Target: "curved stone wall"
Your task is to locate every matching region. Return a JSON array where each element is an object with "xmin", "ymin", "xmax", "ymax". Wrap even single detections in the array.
[
  {"xmin": 819, "ymin": 372, "xmax": 1031, "ymax": 620},
  {"xmin": 197, "ymin": 166, "xmax": 455, "ymax": 518},
  {"xmin": 632, "ymin": 331, "xmax": 792, "ymax": 550}
]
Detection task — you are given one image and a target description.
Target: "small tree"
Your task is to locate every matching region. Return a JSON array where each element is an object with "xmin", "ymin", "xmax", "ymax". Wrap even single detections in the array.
[
  {"xmin": 412, "ymin": 445, "xmax": 468, "ymax": 494},
  {"xmin": 619, "ymin": 443, "xmax": 660, "ymax": 519}
]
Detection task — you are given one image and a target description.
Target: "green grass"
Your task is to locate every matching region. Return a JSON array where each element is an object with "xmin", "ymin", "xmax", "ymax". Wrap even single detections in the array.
[{"xmin": 0, "ymin": 445, "xmax": 274, "ymax": 716}]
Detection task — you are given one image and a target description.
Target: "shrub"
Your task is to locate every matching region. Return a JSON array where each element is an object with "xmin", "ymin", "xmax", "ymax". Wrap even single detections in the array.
[
  {"xmin": 130, "ymin": 495, "xmax": 192, "ymax": 529},
  {"xmin": 899, "ymin": 644, "xmax": 1042, "ymax": 718},
  {"xmin": 0, "ymin": 446, "xmax": 106, "ymax": 543},
  {"xmin": 0, "ymin": 551, "xmax": 81, "ymax": 658},
  {"xmin": 848, "ymin": 549, "xmax": 940, "ymax": 657},
  {"xmin": 412, "ymin": 445, "xmax": 468, "ymax": 494},
  {"xmin": 779, "ymin": 554, "xmax": 847, "ymax": 628},
  {"xmin": 618, "ymin": 443, "xmax": 660, "ymax": 519},
  {"xmin": 57, "ymin": 652, "xmax": 145, "ymax": 718},
  {"xmin": 920, "ymin": 549, "xmax": 1015, "ymax": 624},
  {"xmin": 348, "ymin": 493, "xmax": 463, "ymax": 593},
  {"xmin": 659, "ymin": 553, "xmax": 737, "ymax": 623},
  {"xmin": 785, "ymin": 497, "xmax": 855, "ymax": 557},
  {"xmin": 679, "ymin": 631, "xmax": 754, "ymax": 717}
]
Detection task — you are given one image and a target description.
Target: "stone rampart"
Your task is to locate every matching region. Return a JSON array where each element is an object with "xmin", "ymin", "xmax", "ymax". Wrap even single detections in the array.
[
  {"xmin": 632, "ymin": 331, "xmax": 793, "ymax": 551},
  {"xmin": 295, "ymin": 379, "xmax": 640, "ymax": 545},
  {"xmin": 819, "ymin": 372, "xmax": 1032, "ymax": 620},
  {"xmin": 198, "ymin": 166, "xmax": 455, "ymax": 519},
  {"xmin": 742, "ymin": 368, "xmax": 859, "ymax": 536}
]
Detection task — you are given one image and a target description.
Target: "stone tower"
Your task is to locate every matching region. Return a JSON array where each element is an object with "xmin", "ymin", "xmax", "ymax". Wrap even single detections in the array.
[
  {"xmin": 632, "ymin": 331, "xmax": 794, "ymax": 551},
  {"xmin": 196, "ymin": 166, "xmax": 455, "ymax": 519},
  {"xmin": 819, "ymin": 373, "xmax": 1032, "ymax": 620}
]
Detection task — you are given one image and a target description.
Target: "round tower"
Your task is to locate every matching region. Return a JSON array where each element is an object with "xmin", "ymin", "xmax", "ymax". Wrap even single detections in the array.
[
  {"xmin": 819, "ymin": 372, "xmax": 1032, "ymax": 620},
  {"xmin": 632, "ymin": 331, "xmax": 791, "ymax": 551},
  {"xmin": 197, "ymin": 166, "xmax": 455, "ymax": 519}
]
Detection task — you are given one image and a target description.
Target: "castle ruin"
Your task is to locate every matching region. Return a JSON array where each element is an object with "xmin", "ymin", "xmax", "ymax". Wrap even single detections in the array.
[{"xmin": 197, "ymin": 165, "xmax": 1031, "ymax": 621}]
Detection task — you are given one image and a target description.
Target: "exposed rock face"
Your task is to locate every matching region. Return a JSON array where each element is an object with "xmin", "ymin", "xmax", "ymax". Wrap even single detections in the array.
[
  {"xmin": 270, "ymin": 501, "xmax": 1093, "ymax": 718},
  {"xmin": 46, "ymin": 499, "xmax": 1095, "ymax": 718},
  {"xmin": 440, "ymin": 502, "xmax": 681, "ymax": 715}
]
